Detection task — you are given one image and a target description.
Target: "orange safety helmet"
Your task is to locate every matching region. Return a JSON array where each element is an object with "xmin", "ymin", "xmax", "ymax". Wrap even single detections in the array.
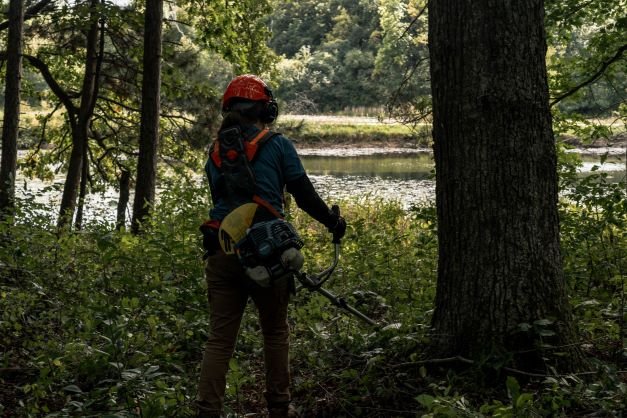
[{"xmin": 221, "ymin": 75, "xmax": 279, "ymax": 123}]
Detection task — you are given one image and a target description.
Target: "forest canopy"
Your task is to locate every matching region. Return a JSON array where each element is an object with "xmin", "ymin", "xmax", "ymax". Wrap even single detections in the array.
[{"xmin": 4, "ymin": 0, "xmax": 624, "ymax": 123}]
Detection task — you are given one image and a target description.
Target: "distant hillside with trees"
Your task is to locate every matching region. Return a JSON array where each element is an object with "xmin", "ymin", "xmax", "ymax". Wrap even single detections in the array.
[
  {"xmin": 268, "ymin": 0, "xmax": 430, "ymax": 116},
  {"xmin": 267, "ymin": 0, "xmax": 626, "ymax": 119}
]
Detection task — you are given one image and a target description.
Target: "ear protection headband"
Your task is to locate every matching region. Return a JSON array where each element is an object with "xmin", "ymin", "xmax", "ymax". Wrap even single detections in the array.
[{"xmin": 260, "ymin": 87, "xmax": 279, "ymax": 124}]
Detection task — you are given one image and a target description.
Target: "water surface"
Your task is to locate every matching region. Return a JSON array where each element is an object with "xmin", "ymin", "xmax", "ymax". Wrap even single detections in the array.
[
  {"xmin": 15, "ymin": 147, "xmax": 626, "ymax": 222},
  {"xmin": 300, "ymin": 149, "xmax": 625, "ymax": 208}
]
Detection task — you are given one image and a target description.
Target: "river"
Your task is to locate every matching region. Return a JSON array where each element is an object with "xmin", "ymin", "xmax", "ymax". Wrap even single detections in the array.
[
  {"xmin": 14, "ymin": 147, "xmax": 626, "ymax": 223},
  {"xmin": 299, "ymin": 147, "xmax": 626, "ymax": 209}
]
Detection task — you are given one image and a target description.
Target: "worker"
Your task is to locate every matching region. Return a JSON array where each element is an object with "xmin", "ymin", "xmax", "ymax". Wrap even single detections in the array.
[{"xmin": 197, "ymin": 74, "xmax": 346, "ymax": 418}]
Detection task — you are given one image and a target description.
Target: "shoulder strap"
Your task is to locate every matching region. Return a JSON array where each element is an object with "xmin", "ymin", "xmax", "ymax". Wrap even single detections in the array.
[
  {"xmin": 209, "ymin": 129, "xmax": 279, "ymax": 168},
  {"xmin": 244, "ymin": 129, "xmax": 279, "ymax": 162},
  {"xmin": 247, "ymin": 129, "xmax": 284, "ymax": 219},
  {"xmin": 209, "ymin": 141, "xmax": 221, "ymax": 168}
]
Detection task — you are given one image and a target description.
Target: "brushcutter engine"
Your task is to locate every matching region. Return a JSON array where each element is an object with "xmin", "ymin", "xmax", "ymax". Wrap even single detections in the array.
[{"xmin": 236, "ymin": 219, "xmax": 304, "ymax": 287}]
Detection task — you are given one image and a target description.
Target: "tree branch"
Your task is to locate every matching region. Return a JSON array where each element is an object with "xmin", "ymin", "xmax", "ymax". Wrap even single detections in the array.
[
  {"xmin": 550, "ymin": 43, "xmax": 627, "ymax": 107},
  {"xmin": 0, "ymin": 51, "xmax": 76, "ymax": 118},
  {"xmin": 391, "ymin": 355, "xmax": 627, "ymax": 378},
  {"xmin": 398, "ymin": 2, "xmax": 428, "ymax": 42},
  {"xmin": 0, "ymin": 0, "xmax": 54, "ymax": 31},
  {"xmin": 20, "ymin": 53, "xmax": 78, "ymax": 117}
]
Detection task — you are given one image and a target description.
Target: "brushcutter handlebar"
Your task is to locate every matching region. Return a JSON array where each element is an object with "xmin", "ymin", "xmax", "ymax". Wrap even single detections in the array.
[
  {"xmin": 296, "ymin": 242, "xmax": 339, "ymax": 290},
  {"xmin": 295, "ymin": 222, "xmax": 379, "ymax": 327}
]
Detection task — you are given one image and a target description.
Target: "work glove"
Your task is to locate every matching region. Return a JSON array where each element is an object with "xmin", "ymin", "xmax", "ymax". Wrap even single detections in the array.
[
  {"xmin": 326, "ymin": 206, "xmax": 346, "ymax": 242},
  {"xmin": 330, "ymin": 216, "xmax": 347, "ymax": 242}
]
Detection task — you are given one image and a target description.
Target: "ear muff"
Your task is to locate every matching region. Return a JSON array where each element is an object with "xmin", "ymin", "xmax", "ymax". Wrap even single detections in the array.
[
  {"xmin": 261, "ymin": 100, "xmax": 279, "ymax": 124},
  {"xmin": 260, "ymin": 87, "xmax": 279, "ymax": 123}
]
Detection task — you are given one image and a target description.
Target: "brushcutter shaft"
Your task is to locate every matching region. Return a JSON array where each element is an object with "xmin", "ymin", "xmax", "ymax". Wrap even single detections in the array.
[{"xmin": 314, "ymin": 287, "xmax": 378, "ymax": 326}]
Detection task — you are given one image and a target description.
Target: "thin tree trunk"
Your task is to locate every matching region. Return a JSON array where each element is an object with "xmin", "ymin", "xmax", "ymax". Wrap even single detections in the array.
[
  {"xmin": 116, "ymin": 169, "xmax": 130, "ymax": 231},
  {"xmin": 74, "ymin": 145, "xmax": 89, "ymax": 230},
  {"xmin": 131, "ymin": 0, "xmax": 163, "ymax": 234},
  {"xmin": 428, "ymin": 0, "xmax": 583, "ymax": 371},
  {"xmin": 57, "ymin": 0, "xmax": 101, "ymax": 229},
  {"xmin": 0, "ymin": 0, "xmax": 24, "ymax": 216}
]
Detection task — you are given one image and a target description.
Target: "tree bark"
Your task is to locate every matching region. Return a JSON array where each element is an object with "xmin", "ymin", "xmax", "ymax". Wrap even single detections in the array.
[
  {"xmin": 74, "ymin": 145, "xmax": 89, "ymax": 230},
  {"xmin": 0, "ymin": 0, "xmax": 24, "ymax": 216},
  {"xmin": 131, "ymin": 0, "xmax": 163, "ymax": 234},
  {"xmin": 428, "ymin": 0, "xmax": 582, "ymax": 371},
  {"xmin": 116, "ymin": 169, "xmax": 130, "ymax": 231},
  {"xmin": 57, "ymin": 0, "xmax": 101, "ymax": 229}
]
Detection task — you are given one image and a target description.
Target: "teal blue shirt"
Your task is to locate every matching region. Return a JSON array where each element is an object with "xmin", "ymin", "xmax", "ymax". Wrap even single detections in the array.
[{"xmin": 205, "ymin": 125, "xmax": 306, "ymax": 221}]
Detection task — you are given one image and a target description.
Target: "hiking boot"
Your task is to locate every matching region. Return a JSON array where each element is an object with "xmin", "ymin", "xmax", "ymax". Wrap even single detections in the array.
[
  {"xmin": 197, "ymin": 412, "xmax": 221, "ymax": 418},
  {"xmin": 196, "ymin": 402, "xmax": 222, "ymax": 418},
  {"xmin": 268, "ymin": 403, "xmax": 299, "ymax": 418}
]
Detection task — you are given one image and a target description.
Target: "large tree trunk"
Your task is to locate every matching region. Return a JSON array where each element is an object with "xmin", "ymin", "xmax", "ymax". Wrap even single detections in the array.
[
  {"xmin": 131, "ymin": 0, "xmax": 163, "ymax": 234},
  {"xmin": 57, "ymin": 0, "xmax": 101, "ymax": 229},
  {"xmin": 428, "ymin": 0, "xmax": 582, "ymax": 371},
  {"xmin": 0, "ymin": 0, "xmax": 24, "ymax": 216}
]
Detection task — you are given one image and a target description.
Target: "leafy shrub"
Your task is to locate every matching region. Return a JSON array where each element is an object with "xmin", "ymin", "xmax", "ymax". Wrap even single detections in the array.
[{"xmin": 1, "ymin": 162, "xmax": 625, "ymax": 416}]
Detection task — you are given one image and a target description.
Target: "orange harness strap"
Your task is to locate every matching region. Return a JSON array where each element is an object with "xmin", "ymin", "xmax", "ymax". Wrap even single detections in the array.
[
  {"xmin": 210, "ymin": 141, "xmax": 221, "ymax": 168},
  {"xmin": 210, "ymin": 128, "xmax": 271, "ymax": 168},
  {"xmin": 245, "ymin": 128, "xmax": 270, "ymax": 161},
  {"xmin": 253, "ymin": 195, "xmax": 283, "ymax": 219},
  {"xmin": 207, "ymin": 128, "xmax": 283, "ymax": 221}
]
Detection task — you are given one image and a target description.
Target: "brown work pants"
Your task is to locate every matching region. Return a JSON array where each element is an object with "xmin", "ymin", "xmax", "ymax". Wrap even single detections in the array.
[{"xmin": 197, "ymin": 253, "xmax": 291, "ymax": 414}]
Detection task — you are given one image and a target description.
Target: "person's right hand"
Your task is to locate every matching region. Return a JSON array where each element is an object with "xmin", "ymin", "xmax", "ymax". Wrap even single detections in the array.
[
  {"xmin": 327, "ymin": 206, "xmax": 346, "ymax": 242},
  {"xmin": 200, "ymin": 222, "xmax": 220, "ymax": 258}
]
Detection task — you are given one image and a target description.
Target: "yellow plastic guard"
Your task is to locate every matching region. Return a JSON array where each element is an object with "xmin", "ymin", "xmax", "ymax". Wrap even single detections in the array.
[{"xmin": 218, "ymin": 203, "xmax": 259, "ymax": 254}]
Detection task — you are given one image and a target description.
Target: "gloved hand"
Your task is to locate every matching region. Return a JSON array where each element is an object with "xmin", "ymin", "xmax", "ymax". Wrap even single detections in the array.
[
  {"xmin": 326, "ymin": 212, "xmax": 346, "ymax": 242},
  {"xmin": 332, "ymin": 216, "xmax": 347, "ymax": 241}
]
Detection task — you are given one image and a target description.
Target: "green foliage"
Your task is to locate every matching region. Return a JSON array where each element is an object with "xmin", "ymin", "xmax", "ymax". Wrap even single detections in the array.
[
  {"xmin": 558, "ymin": 151, "xmax": 626, "ymax": 354},
  {"xmin": 545, "ymin": 0, "xmax": 626, "ymax": 115},
  {"xmin": 0, "ymin": 183, "xmax": 208, "ymax": 416},
  {"xmin": 1, "ymin": 166, "xmax": 626, "ymax": 415},
  {"xmin": 183, "ymin": 0, "xmax": 277, "ymax": 75},
  {"xmin": 9, "ymin": 0, "xmax": 226, "ymax": 205},
  {"xmin": 269, "ymin": 0, "xmax": 625, "ymax": 134},
  {"xmin": 270, "ymin": 0, "xmax": 429, "ymax": 114}
]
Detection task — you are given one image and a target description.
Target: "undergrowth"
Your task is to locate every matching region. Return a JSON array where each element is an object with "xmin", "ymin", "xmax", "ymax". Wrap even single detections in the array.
[{"xmin": 0, "ymin": 159, "xmax": 625, "ymax": 417}]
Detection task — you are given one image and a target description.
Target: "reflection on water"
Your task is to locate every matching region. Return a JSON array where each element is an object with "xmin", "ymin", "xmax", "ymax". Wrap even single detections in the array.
[
  {"xmin": 15, "ymin": 148, "xmax": 626, "ymax": 223},
  {"xmin": 300, "ymin": 152, "xmax": 435, "ymax": 209},
  {"xmin": 300, "ymin": 150, "xmax": 625, "ymax": 209},
  {"xmin": 309, "ymin": 174, "xmax": 435, "ymax": 209},
  {"xmin": 301, "ymin": 153, "xmax": 434, "ymax": 180}
]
